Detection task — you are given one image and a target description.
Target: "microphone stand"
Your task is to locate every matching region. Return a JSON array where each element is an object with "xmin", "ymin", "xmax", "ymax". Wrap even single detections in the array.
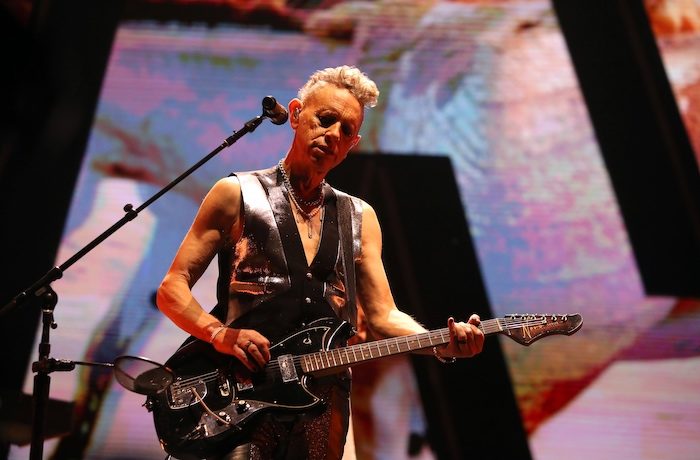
[{"xmin": 0, "ymin": 97, "xmax": 284, "ymax": 460}]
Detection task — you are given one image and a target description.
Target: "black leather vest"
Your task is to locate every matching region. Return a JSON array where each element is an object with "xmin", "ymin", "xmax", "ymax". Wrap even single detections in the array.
[{"xmin": 214, "ymin": 167, "xmax": 362, "ymax": 340}]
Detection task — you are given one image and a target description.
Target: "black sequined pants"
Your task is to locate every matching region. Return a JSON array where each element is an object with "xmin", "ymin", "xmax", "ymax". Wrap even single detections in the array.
[{"xmin": 210, "ymin": 374, "xmax": 351, "ymax": 460}]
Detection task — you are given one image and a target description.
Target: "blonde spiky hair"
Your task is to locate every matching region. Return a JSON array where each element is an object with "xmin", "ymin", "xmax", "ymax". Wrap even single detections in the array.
[{"xmin": 298, "ymin": 65, "xmax": 379, "ymax": 109}]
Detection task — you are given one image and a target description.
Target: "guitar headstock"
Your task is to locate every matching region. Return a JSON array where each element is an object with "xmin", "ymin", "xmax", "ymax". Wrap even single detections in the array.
[{"xmin": 500, "ymin": 314, "xmax": 583, "ymax": 346}]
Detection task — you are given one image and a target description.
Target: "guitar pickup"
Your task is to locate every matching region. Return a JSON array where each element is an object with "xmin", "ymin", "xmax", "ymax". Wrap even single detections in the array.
[{"xmin": 278, "ymin": 354, "xmax": 298, "ymax": 383}]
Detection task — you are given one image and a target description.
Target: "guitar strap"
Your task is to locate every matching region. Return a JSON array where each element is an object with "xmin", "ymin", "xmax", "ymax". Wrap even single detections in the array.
[{"xmin": 335, "ymin": 190, "xmax": 359, "ymax": 328}]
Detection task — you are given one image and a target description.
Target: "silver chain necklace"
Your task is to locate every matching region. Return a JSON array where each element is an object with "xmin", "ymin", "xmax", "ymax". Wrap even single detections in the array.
[{"xmin": 278, "ymin": 160, "xmax": 325, "ymax": 237}]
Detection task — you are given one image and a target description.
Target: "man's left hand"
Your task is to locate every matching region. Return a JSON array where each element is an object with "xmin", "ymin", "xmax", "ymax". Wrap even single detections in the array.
[{"xmin": 442, "ymin": 314, "xmax": 484, "ymax": 358}]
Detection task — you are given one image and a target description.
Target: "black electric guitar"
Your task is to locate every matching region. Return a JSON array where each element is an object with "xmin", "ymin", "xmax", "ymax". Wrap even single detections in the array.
[{"xmin": 147, "ymin": 314, "xmax": 582, "ymax": 459}]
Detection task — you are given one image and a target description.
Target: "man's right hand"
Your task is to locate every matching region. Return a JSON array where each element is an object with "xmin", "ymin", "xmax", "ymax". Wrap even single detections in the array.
[{"xmin": 212, "ymin": 328, "xmax": 271, "ymax": 372}]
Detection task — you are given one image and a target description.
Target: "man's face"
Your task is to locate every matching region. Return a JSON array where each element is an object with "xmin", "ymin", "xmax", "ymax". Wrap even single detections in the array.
[{"xmin": 291, "ymin": 84, "xmax": 363, "ymax": 173}]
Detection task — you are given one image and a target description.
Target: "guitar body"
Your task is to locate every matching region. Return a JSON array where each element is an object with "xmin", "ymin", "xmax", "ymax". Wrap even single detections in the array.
[{"xmin": 149, "ymin": 317, "xmax": 353, "ymax": 460}]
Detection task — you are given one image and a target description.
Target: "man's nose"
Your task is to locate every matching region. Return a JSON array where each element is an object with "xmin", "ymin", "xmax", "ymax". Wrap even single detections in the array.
[{"xmin": 325, "ymin": 122, "xmax": 342, "ymax": 141}]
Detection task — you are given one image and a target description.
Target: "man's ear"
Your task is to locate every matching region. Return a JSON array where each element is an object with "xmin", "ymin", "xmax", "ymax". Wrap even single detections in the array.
[
  {"xmin": 289, "ymin": 98, "xmax": 302, "ymax": 128},
  {"xmin": 351, "ymin": 134, "xmax": 362, "ymax": 150}
]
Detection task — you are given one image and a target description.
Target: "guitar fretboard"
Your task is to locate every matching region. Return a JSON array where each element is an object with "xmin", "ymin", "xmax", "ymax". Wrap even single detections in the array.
[{"xmin": 300, "ymin": 316, "xmax": 542, "ymax": 373}]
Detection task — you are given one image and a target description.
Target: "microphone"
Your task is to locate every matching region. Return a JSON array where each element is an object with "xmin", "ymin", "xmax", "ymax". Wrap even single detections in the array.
[{"xmin": 262, "ymin": 96, "xmax": 289, "ymax": 125}]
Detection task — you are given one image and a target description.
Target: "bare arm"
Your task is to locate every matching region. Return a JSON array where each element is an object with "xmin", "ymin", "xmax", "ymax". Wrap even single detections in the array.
[
  {"xmin": 156, "ymin": 176, "xmax": 270, "ymax": 371},
  {"xmin": 356, "ymin": 202, "xmax": 484, "ymax": 358}
]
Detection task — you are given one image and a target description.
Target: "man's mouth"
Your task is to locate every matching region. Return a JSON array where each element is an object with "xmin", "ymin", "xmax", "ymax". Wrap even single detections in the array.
[{"xmin": 313, "ymin": 145, "xmax": 331, "ymax": 155}]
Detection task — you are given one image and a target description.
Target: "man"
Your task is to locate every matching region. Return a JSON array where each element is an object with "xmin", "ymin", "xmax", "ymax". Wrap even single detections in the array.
[{"xmin": 156, "ymin": 65, "xmax": 484, "ymax": 459}]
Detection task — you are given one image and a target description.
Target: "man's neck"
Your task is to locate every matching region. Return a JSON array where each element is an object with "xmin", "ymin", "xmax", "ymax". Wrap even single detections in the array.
[{"xmin": 280, "ymin": 158, "xmax": 326, "ymax": 200}]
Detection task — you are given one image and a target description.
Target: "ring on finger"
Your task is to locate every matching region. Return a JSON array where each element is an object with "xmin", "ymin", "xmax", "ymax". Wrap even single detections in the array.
[{"xmin": 245, "ymin": 340, "xmax": 253, "ymax": 350}]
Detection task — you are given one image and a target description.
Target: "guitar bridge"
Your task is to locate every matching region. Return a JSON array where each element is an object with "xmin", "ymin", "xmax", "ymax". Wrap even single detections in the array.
[
  {"xmin": 278, "ymin": 354, "xmax": 298, "ymax": 382},
  {"xmin": 168, "ymin": 379, "xmax": 208, "ymax": 409}
]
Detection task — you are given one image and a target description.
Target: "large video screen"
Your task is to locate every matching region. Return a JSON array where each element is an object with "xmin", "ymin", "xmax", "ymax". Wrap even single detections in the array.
[
  {"xmin": 12, "ymin": 1, "xmax": 700, "ymax": 459},
  {"xmin": 645, "ymin": 0, "xmax": 700, "ymax": 169}
]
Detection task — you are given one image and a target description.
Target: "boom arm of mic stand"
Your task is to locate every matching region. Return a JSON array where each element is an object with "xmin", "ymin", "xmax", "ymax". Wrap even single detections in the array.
[{"xmin": 0, "ymin": 114, "xmax": 265, "ymax": 317}]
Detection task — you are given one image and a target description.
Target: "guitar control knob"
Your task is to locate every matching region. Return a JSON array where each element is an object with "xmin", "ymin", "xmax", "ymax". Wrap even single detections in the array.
[
  {"xmin": 216, "ymin": 411, "xmax": 232, "ymax": 425},
  {"xmin": 235, "ymin": 400, "xmax": 250, "ymax": 414}
]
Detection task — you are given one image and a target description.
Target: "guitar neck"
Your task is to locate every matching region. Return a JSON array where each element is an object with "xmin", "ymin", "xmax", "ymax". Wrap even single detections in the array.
[{"xmin": 299, "ymin": 317, "xmax": 512, "ymax": 374}]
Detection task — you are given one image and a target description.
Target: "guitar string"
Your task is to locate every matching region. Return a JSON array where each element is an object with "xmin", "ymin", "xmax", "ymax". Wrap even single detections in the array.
[
  {"xmin": 173, "ymin": 317, "xmax": 554, "ymax": 386},
  {"xmin": 169, "ymin": 318, "xmax": 558, "ymax": 388}
]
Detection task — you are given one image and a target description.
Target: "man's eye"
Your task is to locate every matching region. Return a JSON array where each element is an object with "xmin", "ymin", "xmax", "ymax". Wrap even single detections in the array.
[
  {"xmin": 318, "ymin": 115, "xmax": 334, "ymax": 127},
  {"xmin": 318, "ymin": 115, "xmax": 354, "ymax": 137}
]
